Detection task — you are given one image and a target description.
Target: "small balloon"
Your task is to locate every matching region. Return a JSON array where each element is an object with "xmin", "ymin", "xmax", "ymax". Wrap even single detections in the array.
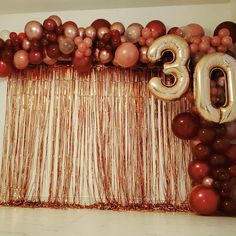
[
  {"xmin": 99, "ymin": 49, "xmax": 113, "ymax": 64},
  {"xmin": 22, "ymin": 38, "xmax": 31, "ymax": 50},
  {"xmin": 85, "ymin": 26, "xmax": 96, "ymax": 40},
  {"xmin": 110, "ymin": 22, "xmax": 125, "ymax": 35},
  {"xmin": 0, "ymin": 30, "xmax": 10, "ymax": 41},
  {"xmin": 114, "ymin": 42, "xmax": 139, "ymax": 68},
  {"xmin": 59, "ymin": 37, "xmax": 75, "ymax": 55},
  {"xmin": 139, "ymin": 46, "xmax": 149, "ymax": 64},
  {"xmin": 13, "ymin": 50, "xmax": 29, "ymax": 70}
]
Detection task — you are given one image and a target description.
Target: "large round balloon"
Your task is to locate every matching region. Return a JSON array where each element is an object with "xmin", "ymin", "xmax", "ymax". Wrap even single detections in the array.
[
  {"xmin": 24, "ymin": 21, "xmax": 43, "ymax": 40},
  {"xmin": 114, "ymin": 42, "xmax": 139, "ymax": 68}
]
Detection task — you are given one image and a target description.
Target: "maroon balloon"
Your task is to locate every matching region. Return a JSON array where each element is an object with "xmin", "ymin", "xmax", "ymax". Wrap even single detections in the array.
[
  {"xmin": 0, "ymin": 60, "xmax": 12, "ymax": 77},
  {"xmin": 43, "ymin": 18, "xmax": 57, "ymax": 31},
  {"xmin": 146, "ymin": 20, "xmax": 166, "ymax": 38},
  {"xmin": 1, "ymin": 48, "xmax": 14, "ymax": 63},
  {"xmin": 188, "ymin": 161, "xmax": 210, "ymax": 181},
  {"xmin": 72, "ymin": 56, "xmax": 93, "ymax": 72},
  {"xmin": 214, "ymin": 21, "xmax": 236, "ymax": 43},
  {"xmin": 91, "ymin": 19, "xmax": 111, "ymax": 31},
  {"xmin": 189, "ymin": 185, "xmax": 220, "ymax": 215},
  {"xmin": 29, "ymin": 50, "xmax": 43, "ymax": 64},
  {"xmin": 226, "ymin": 145, "xmax": 236, "ymax": 162},
  {"xmin": 171, "ymin": 112, "xmax": 199, "ymax": 140},
  {"xmin": 47, "ymin": 44, "xmax": 61, "ymax": 59}
]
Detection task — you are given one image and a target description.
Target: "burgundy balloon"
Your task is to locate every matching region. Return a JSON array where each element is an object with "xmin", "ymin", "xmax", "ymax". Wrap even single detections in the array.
[
  {"xmin": 189, "ymin": 185, "xmax": 220, "ymax": 215},
  {"xmin": 72, "ymin": 56, "xmax": 93, "ymax": 72},
  {"xmin": 171, "ymin": 112, "xmax": 199, "ymax": 140},
  {"xmin": 47, "ymin": 44, "xmax": 61, "ymax": 59},
  {"xmin": 188, "ymin": 161, "xmax": 210, "ymax": 181},
  {"xmin": 146, "ymin": 20, "xmax": 166, "ymax": 38},
  {"xmin": 0, "ymin": 60, "xmax": 12, "ymax": 77},
  {"xmin": 226, "ymin": 145, "xmax": 236, "ymax": 162},
  {"xmin": 1, "ymin": 48, "xmax": 14, "ymax": 62},
  {"xmin": 91, "ymin": 19, "xmax": 111, "ymax": 31},
  {"xmin": 29, "ymin": 50, "xmax": 43, "ymax": 64},
  {"xmin": 46, "ymin": 32, "xmax": 57, "ymax": 42},
  {"xmin": 43, "ymin": 18, "xmax": 57, "ymax": 31},
  {"xmin": 214, "ymin": 21, "xmax": 236, "ymax": 43}
]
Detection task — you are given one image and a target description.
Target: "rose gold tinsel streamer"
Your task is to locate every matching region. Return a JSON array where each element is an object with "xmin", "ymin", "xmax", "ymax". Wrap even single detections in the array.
[{"xmin": 0, "ymin": 66, "xmax": 192, "ymax": 211}]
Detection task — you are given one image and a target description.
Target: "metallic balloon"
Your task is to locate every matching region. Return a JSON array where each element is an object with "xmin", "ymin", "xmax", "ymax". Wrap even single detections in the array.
[
  {"xmin": 125, "ymin": 24, "xmax": 142, "ymax": 43},
  {"xmin": 24, "ymin": 21, "xmax": 43, "ymax": 40},
  {"xmin": 110, "ymin": 22, "xmax": 125, "ymax": 35},
  {"xmin": 59, "ymin": 37, "xmax": 75, "ymax": 55},
  {"xmin": 194, "ymin": 53, "xmax": 236, "ymax": 123},
  {"xmin": 147, "ymin": 35, "xmax": 190, "ymax": 101}
]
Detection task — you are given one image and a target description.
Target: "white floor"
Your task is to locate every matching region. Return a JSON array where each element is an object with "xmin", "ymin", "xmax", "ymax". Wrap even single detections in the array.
[{"xmin": 0, "ymin": 207, "xmax": 235, "ymax": 236}]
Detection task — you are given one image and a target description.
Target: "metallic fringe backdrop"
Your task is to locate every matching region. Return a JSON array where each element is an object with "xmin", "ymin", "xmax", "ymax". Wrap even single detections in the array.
[{"xmin": 0, "ymin": 66, "xmax": 192, "ymax": 211}]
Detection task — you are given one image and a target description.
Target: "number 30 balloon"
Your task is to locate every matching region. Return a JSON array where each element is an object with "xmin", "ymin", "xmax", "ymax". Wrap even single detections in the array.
[{"xmin": 148, "ymin": 35, "xmax": 236, "ymax": 124}]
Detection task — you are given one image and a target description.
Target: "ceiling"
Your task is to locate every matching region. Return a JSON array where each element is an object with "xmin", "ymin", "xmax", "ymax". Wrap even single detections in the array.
[{"xmin": 0, "ymin": 0, "xmax": 230, "ymax": 14}]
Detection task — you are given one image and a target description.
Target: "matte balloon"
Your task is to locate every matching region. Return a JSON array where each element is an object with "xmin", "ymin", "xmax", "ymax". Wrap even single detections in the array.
[
  {"xmin": 72, "ymin": 56, "xmax": 92, "ymax": 72},
  {"xmin": 114, "ymin": 42, "xmax": 139, "ymax": 68},
  {"xmin": 0, "ymin": 60, "xmax": 12, "ymax": 77},
  {"xmin": 24, "ymin": 21, "xmax": 43, "ymax": 40},
  {"xmin": 13, "ymin": 50, "xmax": 29, "ymax": 69},
  {"xmin": 59, "ymin": 37, "xmax": 75, "ymax": 55}
]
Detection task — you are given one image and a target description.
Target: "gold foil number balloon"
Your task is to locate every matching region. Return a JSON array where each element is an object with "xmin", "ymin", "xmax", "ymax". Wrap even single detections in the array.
[
  {"xmin": 147, "ymin": 35, "xmax": 190, "ymax": 100},
  {"xmin": 194, "ymin": 53, "xmax": 236, "ymax": 123}
]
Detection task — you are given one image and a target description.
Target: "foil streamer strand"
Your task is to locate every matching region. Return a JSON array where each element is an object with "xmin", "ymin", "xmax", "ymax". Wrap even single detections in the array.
[{"xmin": 0, "ymin": 66, "xmax": 192, "ymax": 211}]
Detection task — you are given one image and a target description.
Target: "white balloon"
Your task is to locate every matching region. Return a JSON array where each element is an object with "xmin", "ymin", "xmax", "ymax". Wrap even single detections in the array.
[{"xmin": 0, "ymin": 30, "xmax": 10, "ymax": 41}]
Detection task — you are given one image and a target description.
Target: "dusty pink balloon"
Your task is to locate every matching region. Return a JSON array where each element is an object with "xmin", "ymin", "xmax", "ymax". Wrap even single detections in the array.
[
  {"xmin": 85, "ymin": 26, "xmax": 96, "ymax": 40},
  {"xmin": 99, "ymin": 49, "xmax": 113, "ymax": 64},
  {"xmin": 22, "ymin": 38, "xmax": 31, "ymax": 50},
  {"xmin": 64, "ymin": 24, "xmax": 78, "ymax": 39},
  {"xmin": 13, "ymin": 50, "xmax": 29, "ymax": 69},
  {"xmin": 115, "ymin": 42, "xmax": 139, "ymax": 68},
  {"xmin": 97, "ymin": 27, "xmax": 109, "ymax": 39},
  {"xmin": 24, "ymin": 21, "xmax": 43, "ymax": 40},
  {"xmin": 181, "ymin": 23, "xmax": 205, "ymax": 41},
  {"xmin": 59, "ymin": 37, "xmax": 75, "ymax": 54}
]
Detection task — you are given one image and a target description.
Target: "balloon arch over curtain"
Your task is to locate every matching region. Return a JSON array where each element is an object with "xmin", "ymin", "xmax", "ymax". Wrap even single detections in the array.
[{"xmin": 0, "ymin": 16, "xmax": 236, "ymax": 216}]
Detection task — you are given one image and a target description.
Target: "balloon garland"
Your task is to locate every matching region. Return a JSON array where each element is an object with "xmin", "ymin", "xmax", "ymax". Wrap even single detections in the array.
[{"xmin": 0, "ymin": 16, "xmax": 236, "ymax": 216}]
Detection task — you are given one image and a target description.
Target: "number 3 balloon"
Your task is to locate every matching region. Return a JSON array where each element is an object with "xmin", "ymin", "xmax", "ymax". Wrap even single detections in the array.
[{"xmin": 147, "ymin": 35, "xmax": 190, "ymax": 101}]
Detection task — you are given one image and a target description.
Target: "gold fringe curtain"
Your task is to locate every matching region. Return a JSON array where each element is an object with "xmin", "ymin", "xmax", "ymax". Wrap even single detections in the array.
[{"xmin": 0, "ymin": 66, "xmax": 192, "ymax": 211}]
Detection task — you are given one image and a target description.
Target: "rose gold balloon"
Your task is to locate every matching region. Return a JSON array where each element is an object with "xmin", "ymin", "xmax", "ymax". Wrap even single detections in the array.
[
  {"xmin": 97, "ymin": 27, "xmax": 109, "ymax": 40},
  {"xmin": 48, "ymin": 15, "xmax": 62, "ymax": 26},
  {"xmin": 22, "ymin": 38, "xmax": 31, "ymax": 50},
  {"xmin": 115, "ymin": 42, "xmax": 139, "ymax": 68},
  {"xmin": 99, "ymin": 49, "xmax": 113, "ymax": 64},
  {"xmin": 64, "ymin": 24, "xmax": 78, "ymax": 39},
  {"xmin": 125, "ymin": 25, "xmax": 141, "ymax": 43},
  {"xmin": 202, "ymin": 177, "xmax": 213, "ymax": 187},
  {"xmin": 110, "ymin": 22, "xmax": 125, "ymax": 35},
  {"xmin": 78, "ymin": 27, "xmax": 85, "ymax": 38},
  {"xmin": 13, "ymin": 50, "xmax": 29, "ymax": 69},
  {"xmin": 59, "ymin": 37, "xmax": 75, "ymax": 55},
  {"xmin": 85, "ymin": 26, "xmax": 96, "ymax": 40},
  {"xmin": 24, "ymin": 21, "xmax": 43, "ymax": 40},
  {"xmin": 128, "ymin": 23, "xmax": 143, "ymax": 31},
  {"xmin": 181, "ymin": 23, "xmax": 205, "ymax": 41},
  {"xmin": 139, "ymin": 46, "xmax": 149, "ymax": 63}
]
